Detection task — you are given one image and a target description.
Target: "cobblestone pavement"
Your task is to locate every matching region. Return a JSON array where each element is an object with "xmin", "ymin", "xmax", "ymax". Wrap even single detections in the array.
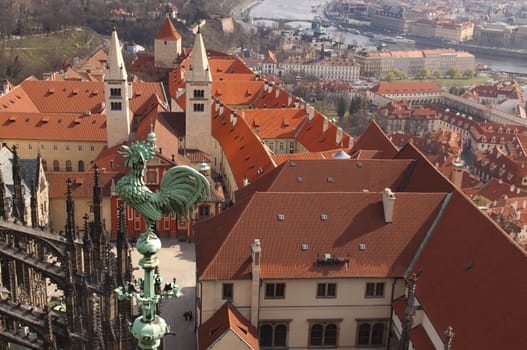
[{"xmin": 131, "ymin": 239, "xmax": 197, "ymax": 350}]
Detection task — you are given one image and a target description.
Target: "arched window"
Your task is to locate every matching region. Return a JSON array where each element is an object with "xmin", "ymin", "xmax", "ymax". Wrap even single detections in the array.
[
  {"xmin": 66, "ymin": 160, "xmax": 72, "ymax": 172},
  {"xmin": 310, "ymin": 324, "xmax": 323, "ymax": 346},
  {"xmin": 53, "ymin": 160, "xmax": 59, "ymax": 172},
  {"xmin": 259, "ymin": 325, "xmax": 273, "ymax": 347},
  {"xmin": 357, "ymin": 321, "xmax": 387, "ymax": 346},
  {"xmin": 259, "ymin": 323, "xmax": 288, "ymax": 349},
  {"xmin": 324, "ymin": 324, "xmax": 337, "ymax": 346},
  {"xmin": 357, "ymin": 323, "xmax": 371, "ymax": 345},
  {"xmin": 78, "ymin": 160, "xmax": 85, "ymax": 172},
  {"xmin": 274, "ymin": 324, "xmax": 287, "ymax": 347},
  {"xmin": 371, "ymin": 323, "xmax": 385, "ymax": 345},
  {"xmin": 309, "ymin": 323, "xmax": 338, "ymax": 347}
]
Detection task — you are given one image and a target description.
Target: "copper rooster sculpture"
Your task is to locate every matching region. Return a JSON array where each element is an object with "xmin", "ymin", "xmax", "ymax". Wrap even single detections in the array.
[{"xmin": 116, "ymin": 131, "xmax": 210, "ymax": 235}]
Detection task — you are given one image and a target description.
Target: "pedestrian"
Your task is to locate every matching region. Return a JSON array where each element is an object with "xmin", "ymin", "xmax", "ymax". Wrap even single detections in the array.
[
  {"xmin": 183, "ymin": 311, "xmax": 189, "ymax": 321},
  {"xmin": 188, "ymin": 310, "xmax": 193, "ymax": 321}
]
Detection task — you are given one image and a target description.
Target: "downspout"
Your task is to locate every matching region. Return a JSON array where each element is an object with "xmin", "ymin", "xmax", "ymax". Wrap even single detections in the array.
[{"xmin": 387, "ymin": 277, "xmax": 399, "ymax": 350}]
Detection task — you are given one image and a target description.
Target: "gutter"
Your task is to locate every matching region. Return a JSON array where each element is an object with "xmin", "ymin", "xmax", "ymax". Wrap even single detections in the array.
[{"xmin": 404, "ymin": 192, "xmax": 452, "ymax": 278}]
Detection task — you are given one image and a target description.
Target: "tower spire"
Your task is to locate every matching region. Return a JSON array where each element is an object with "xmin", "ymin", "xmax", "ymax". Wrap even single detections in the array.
[
  {"xmin": 187, "ymin": 28, "xmax": 212, "ymax": 83},
  {"xmin": 107, "ymin": 25, "xmax": 127, "ymax": 81},
  {"xmin": 104, "ymin": 25, "xmax": 131, "ymax": 148}
]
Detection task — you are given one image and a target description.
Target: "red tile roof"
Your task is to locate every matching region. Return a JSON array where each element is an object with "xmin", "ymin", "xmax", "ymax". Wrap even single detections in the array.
[
  {"xmin": 211, "ymin": 103, "xmax": 276, "ymax": 188},
  {"xmin": 408, "ymin": 190, "xmax": 527, "ymax": 350},
  {"xmin": 295, "ymin": 112, "xmax": 351, "ymax": 152},
  {"xmin": 155, "ymin": 18, "xmax": 181, "ymax": 40},
  {"xmin": 351, "ymin": 121, "xmax": 398, "ymax": 158},
  {"xmin": 409, "ymin": 325, "xmax": 435, "ymax": 350},
  {"xmin": 0, "ymin": 112, "xmax": 107, "ymax": 141},
  {"xmin": 244, "ymin": 108, "xmax": 307, "ymax": 139},
  {"xmin": 0, "ymin": 80, "xmax": 166, "ymax": 116},
  {"xmin": 198, "ymin": 302, "xmax": 258, "ymax": 350},
  {"xmin": 234, "ymin": 159, "xmax": 416, "ymax": 203},
  {"xmin": 196, "ymin": 191, "xmax": 448, "ymax": 280},
  {"xmin": 47, "ymin": 171, "xmax": 120, "ymax": 198}
]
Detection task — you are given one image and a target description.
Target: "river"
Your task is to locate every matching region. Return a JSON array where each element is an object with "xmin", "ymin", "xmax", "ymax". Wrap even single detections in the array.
[{"xmin": 249, "ymin": 0, "xmax": 527, "ymax": 74}]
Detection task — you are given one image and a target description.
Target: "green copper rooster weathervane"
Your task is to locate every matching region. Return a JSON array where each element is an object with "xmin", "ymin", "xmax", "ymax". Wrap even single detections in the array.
[{"xmin": 114, "ymin": 130, "xmax": 210, "ymax": 350}]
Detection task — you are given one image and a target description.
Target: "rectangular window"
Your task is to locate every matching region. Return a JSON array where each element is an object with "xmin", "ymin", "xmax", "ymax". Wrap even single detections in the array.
[
  {"xmin": 78, "ymin": 145, "xmax": 83, "ymax": 151},
  {"xmin": 111, "ymin": 102, "xmax": 122, "ymax": 110},
  {"xmin": 265, "ymin": 283, "xmax": 285, "ymax": 299},
  {"xmin": 134, "ymin": 220, "xmax": 141, "ymax": 230},
  {"xmin": 193, "ymin": 103, "xmax": 204, "ymax": 112},
  {"xmin": 279, "ymin": 141, "xmax": 285, "ymax": 151},
  {"xmin": 40, "ymin": 144, "xmax": 45, "ymax": 150},
  {"xmin": 110, "ymin": 88, "xmax": 121, "ymax": 97},
  {"xmin": 222, "ymin": 283, "xmax": 233, "ymax": 300},
  {"xmin": 90, "ymin": 145, "xmax": 95, "ymax": 152},
  {"xmin": 28, "ymin": 144, "xmax": 33, "ymax": 150},
  {"xmin": 53, "ymin": 145, "xmax": 58, "ymax": 151},
  {"xmin": 317, "ymin": 283, "xmax": 336, "ymax": 298},
  {"xmin": 289, "ymin": 141, "xmax": 295, "ymax": 153},
  {"xmin": 193, "ymin": 89, "xmax": 205, "ymax": 98},
  {"xmin": 365, "ymin": 282, "xmax": 385, "ymax": 298}
]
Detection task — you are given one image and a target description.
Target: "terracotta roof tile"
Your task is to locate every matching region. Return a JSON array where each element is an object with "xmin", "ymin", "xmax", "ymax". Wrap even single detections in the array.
[
  {"xmin": 47, "ymin": 171, "xmax": 120, "ymax": 198},
  {"xmin": 213, "ymin": 81, "xmax": 264, "ymax": 106},
  {"xmin": 0, "ymin": 112, "xmax": 106, "ymax": 141},
  {"xmin": 212, "ymin": 103, "xmax": 275, "ymax": 187},
  {"xmin": 350, "ymin": 121, "xmax": 398, "ymax": 158},
  {"xmin": 244, "ymin": 108, "xmax": 306, "ymax": 139},
  {"xmin": 296, "ymin": 111, "xmax": 351, "ymax": 152},
  {"xmin": 235, "ymin": 159, "xmax": 416, "ymax": 203},
  {"xmin": 155, "ymin": 18, "xmax": 181, "ymax": 40},
  {"xmin": 198, "ymin": 302, "xmax": 258, "ymax": 350},
  {"xmin": 196, "ymin": 191, "xmax": 448, "ymax": 280},
  {"xmin": 409, "ymin": 325, "xmax": 435, "ymax": 350},
  {"xmin": 409, "ymin": 191, "xmax": 527, "ymax": 349}
]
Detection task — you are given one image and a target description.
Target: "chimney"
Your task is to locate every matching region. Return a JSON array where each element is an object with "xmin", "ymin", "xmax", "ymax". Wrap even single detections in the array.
[
  {"xmin": 275, "ymin": 85, "xmax": 280, "ymax": 98},
  {"xmin": 323, "ymin": 116, "xmax": 329, "ymax": 133},
  {"xmin": 382, "ymin": 188, "xmax": 395, "ymax": 223},
  {"xmin": 231, "ymin": 112, "xmax": 237, "ymax": 126},
  {"xmin": 451, "ymin": 157, "xmax": 465, "ymax": 189},
  {"xmin": 336, "ymin": 127, "xmax": 343, "ymax": 145},
  {"xmin": 250, "ymin": 239, "xmax": 261, "ymax": 326},
  {"xmin": 307, "ymin": 104, "xmax": 315, "ymax": 120},
  {"xmin": 288, "ymin": 95, "xmax": 292, "ymax": 106}
]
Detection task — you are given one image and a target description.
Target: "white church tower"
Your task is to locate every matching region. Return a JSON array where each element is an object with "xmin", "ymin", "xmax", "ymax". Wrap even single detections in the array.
[
  {"xmin": 185, "ymin": 27, "xmax": 213, "ymax": 154},
  {"xmin": 154, "ymin": 17, "xmax": 182, "ymax": 69},
  {"xmin": 104, "ymin": 26, "xmax": 131, "ymax": 148}
]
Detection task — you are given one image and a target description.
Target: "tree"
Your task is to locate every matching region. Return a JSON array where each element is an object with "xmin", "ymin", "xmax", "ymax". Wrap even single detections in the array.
[
  {"xmin": 384, "ymin": 71, "xmax": 395, "ymax": 82},
  {"xmin": 416, "ymin": 67, "xmax": 430, "ymax": 79},
  {"xmin": 463, "ymin": 68, "xmax": 475, "ymax": 79},
  {"xmin": 336, "ymin": 96, "xmax": 348, "ymax": 120},
  {"xmin": 433, "ymin": 70, "xmax": 442, "ymax": 79},
  {"xmin": 447, "ymin": 67, "xmax": 459, "ymax": 79}
]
